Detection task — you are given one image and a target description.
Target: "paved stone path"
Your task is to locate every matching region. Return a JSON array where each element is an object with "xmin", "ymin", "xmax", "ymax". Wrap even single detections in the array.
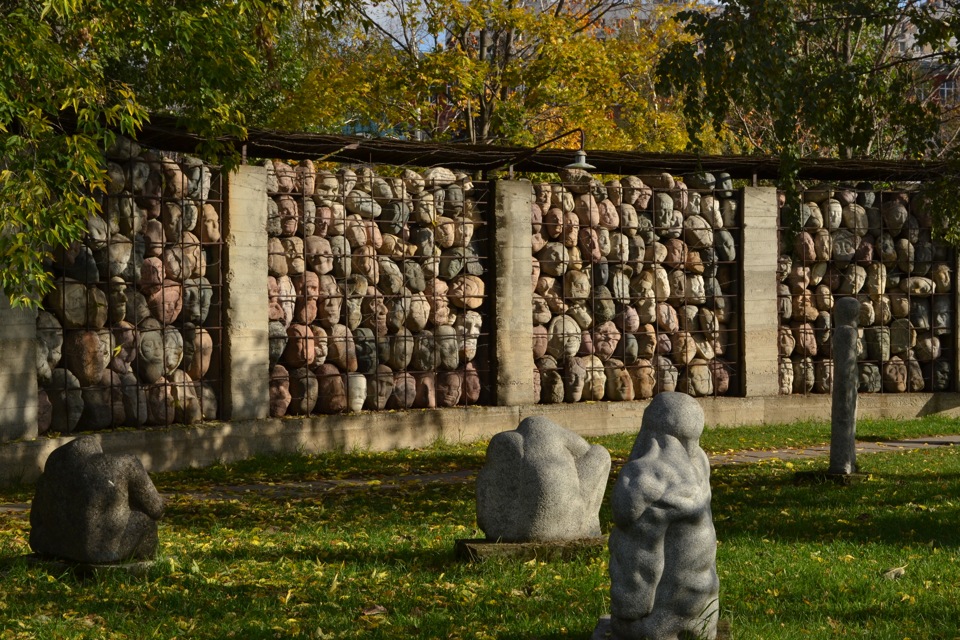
[
  {"xmin": 3, "ymin": 435, "xmax": 959, "ymax": 515},
  {"xmin": 708, "ymin": 435, "xmax": 960, "ymax": 465}
]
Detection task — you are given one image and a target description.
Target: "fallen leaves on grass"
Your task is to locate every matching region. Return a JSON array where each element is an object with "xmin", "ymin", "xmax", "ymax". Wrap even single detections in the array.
[
  {"xmin": 361, "ymin": 604, "xmax": 387, "ymax": 616},
  {"xmin": 883, "ymin": 565, "xmax": 907, "ymax": 580}
]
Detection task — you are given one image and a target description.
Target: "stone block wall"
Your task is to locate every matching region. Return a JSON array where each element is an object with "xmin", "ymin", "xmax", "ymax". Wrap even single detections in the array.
[
  {"xmin": 531, "ymin": 170, "xmax": 742, "ymax": 404},
  {"xmin": 4, "ymin": 146, "xmax": 960, "ymax": 444},
  {"xmin": 262, "ymin": 162, "xmax": 490, "ymax": 416},
  {"xmin": 34, "ymin": 140, "xmax": 224, "ymax": 435},
  {"xmin": 778, "ymin": 185, "xmax": 956, "ymax": 395}
]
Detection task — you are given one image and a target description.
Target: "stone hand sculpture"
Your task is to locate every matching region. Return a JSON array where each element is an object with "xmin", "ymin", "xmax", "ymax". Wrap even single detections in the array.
[
  {"xmin": 606, "ymin": 392, "xmax": 719, "ymax": 640},
  {"xmin": 476, "ymin": 416, "xmax": 611, "ymax": 542},
  {"xmin": 29, "ymin": 437, "xmax": 165, "ymax": 564}
]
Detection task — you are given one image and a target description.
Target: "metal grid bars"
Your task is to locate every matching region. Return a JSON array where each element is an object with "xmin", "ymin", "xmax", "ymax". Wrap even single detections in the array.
[
  {"xmin": 777, "ymin": 184, "xmax": 956, "ymax": 395},
  {"xmin": 265, "ymin": 161, "xmax": 492, "ymax": 415},
  {"xmin": 532, "ymin": 170, "xmax": 742, "ymax": 403},
  {"xmin": 38, "ymin": 145, "xmax": 224, "ymax": 433}
]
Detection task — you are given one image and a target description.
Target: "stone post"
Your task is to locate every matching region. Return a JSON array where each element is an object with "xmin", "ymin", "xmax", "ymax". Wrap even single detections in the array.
[
  {"xmin": 0, "ymin": 296, "xmax": 38, "ymax": 441},
  {"xmin": 829, "ymin": 297, "xmax": 860, "ymax": 474},
  {"xmin": 741, "ymin": 187, "xmax": 781, "ymax": 397},
  {"xmin": 493, "ymin": 180, "xmax": 536, "ymax": 406},
  {"xmin": 222, "ymin": 164, "xmax": 270, "ymax": 420},
  {"xmin": 954, "ymin": 250, "xmax": 960, "ymax": 393}
]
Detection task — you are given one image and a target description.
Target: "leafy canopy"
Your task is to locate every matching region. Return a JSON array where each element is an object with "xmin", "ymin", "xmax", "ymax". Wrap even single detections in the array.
[
  {"xmin": 0, "ymin": 0, "xmax": 293, "ymax": 307},
  {"xmin": 271, "ymin": 0, "xmax": 723, "ymax": 152},
  {"xmin": 657, "ymin": 0, "xmax": 960, "ymax": 201}
]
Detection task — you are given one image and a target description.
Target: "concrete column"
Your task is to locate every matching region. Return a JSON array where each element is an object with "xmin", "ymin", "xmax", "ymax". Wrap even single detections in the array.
[
  {"xmin": 222, "ymin": 164, "xmax": 270, "ymax": 420},
  {"xmin": 0, "ymin": 297, "xmax": 38, "ymax": 441},
  {"xmin": 741, "ymin": 187, "xmax": 781, "ymax": 397},
  {"xmin": 493, "ymin": 180, "xmax": 536, "ymax": 406}
]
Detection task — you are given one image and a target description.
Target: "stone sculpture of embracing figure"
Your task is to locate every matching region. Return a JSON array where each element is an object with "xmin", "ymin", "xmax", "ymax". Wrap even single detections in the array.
[{"xmin": 604, "ymin": 392, "xmax": 719, "ymax": 640}]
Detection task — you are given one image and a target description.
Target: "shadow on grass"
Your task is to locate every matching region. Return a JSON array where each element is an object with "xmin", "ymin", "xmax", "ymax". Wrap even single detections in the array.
[
  {"xmin": 195, "ymin": 541, "xmax": 458, "ymax": 569},
  {"xmin": 711, "ymin": 461, "xmax": 960, "ymax": 547},
  {"xmin": 498, "ymin": 633, "xmax": 594, "ymax": 640}
]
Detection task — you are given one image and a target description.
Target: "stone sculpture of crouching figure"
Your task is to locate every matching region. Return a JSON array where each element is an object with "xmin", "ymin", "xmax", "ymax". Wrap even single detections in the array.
[
  {"xmin": 608, "ymin": 393, "xmax": 719, "ymax": 640},
  {"xmin": 477, "ymin": 416, "xmax": 611, "ymax": 542},
  {"xmin": 30, "ymin": 436, "xmax": 165, "ymax": 564}
]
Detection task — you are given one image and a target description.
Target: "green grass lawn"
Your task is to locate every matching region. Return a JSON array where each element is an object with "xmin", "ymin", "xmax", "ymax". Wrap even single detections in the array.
[{"xmin": 1, "ymin": 416, "xmax": 959, "ymax": 639}]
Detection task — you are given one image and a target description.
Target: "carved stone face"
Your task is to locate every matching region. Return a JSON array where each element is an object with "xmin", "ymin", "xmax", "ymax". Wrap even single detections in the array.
[
  {"xmin": 455, "ymin": 311, "xmax": 482, "ymax": 362},
  {"xmin": 545, "ymin": 315, "xmax": 579, "ymax": 361},
  {"xmin": 311, "ymin": 325, "xmax": 328, "ymax": 365},
  {"xmin": 563, "ymin": 357, "xmax": 586, "ymax": 402},
  {"xmin": 352, "ymin": 327, "xmax": 378, "ymax": 373},
  {"xmin": 135, "ymin": 326, "xmax": 165, "ymax": 385},
  {"xmin": 198, "ymin": 203, "xmax": 220, "ymax": 243},
  {"xmin": 933, "ymin": 361, "xmax": 951, "ymax": 391},
  {"xmin": 689, "ymin": 361, "xmax": 714, "ymax": 396},
  {"xmin": 352, "ymin": 245, "xmax": 379, "ymax": 282},
  {"xmin": 532, "ymin": 294, "xmax": 551, "ymax": 325},
  {"xmin": 317, "ymin": 275, "xmax": 343, "ymax": 328},
  {"xmin": 363, "ymin": 365, "xmax": 393, "ymax": 410},
  {"xmin": 362, "ymin": 295, "xmax": 389, "ymax": 335},
  {"xmin": 427, "ymin": 279, "xmax": 452, "ymax": 326},
  {"xmin": 406, "ymin": 292, "xmax": 430, "ymax": 332},
  {"xmin": 933, "ymin": 296, "xmax": 952, "ymax": 335},
  {"xmin": 36, "ymin": 312, "xmax": 63, "ymax": 382},
  {"xmin": 435, "ymin": 371, "xmax": 462, "ymax": 407},
  {"xmin": 657, "ymin": 357, "xmax": 678, "ymax": 392},
  {"xmin": 435, "ymin": 217, "xmax": 456, "ymax": 249},
  {"xmin": 582, "ymin": 357, "xmax": 606, "ymax": 401},
  {"xmin": 593, "ymin": 321, "xmax": 621, "ymax": 360},
  {"xmin": 345, "ymin": 373, "xmax": 367, "ymax": 412},
  {"xmin": 386, "ymin": 292, "xmax": 411, "ymax": 332},
  {"xmin": 607, "ymin": 365, "xmax": 633, "ymax": 401},
  {"xmin": 276, "ymin": 195, "xmax": 298, "ymax": 236},
  {"xmin": 183, "ymin": 277, "xmax": 213, "ymax": 325},
  {"xmin": 281, "ymin": 237, "xmax": 305, "ymax": 275},
  {"xmin": 565, "ymin": 270, "xmax": 591, "ymax": 300},
  {"xmin": 102, "ymin": 277, "xmax": 127, "ymax": 324},
  {"xmin": 832, "ymin": 229, "xmax": 858, "ymax": 261},
  {"xmin": 271, "ymin": 275, "xmax": 294, "ymax": 328},
  {"xmin": 562, "ymin": 211, "xmax": 580, "ymax": 248},
  {"xmin": 314, "ymin": 205, "xmax": 333, "ymax": 237},
  {"xmin": 391, "ymin": 372, "xmax": 417, "ymax": 408},
  {"xmin": 162, "ymin": 328, "xmax": 183, "ymax": 374},
  {"xmin": 305, "ymin": 236, "xmax": 333, "ymax": 275}
]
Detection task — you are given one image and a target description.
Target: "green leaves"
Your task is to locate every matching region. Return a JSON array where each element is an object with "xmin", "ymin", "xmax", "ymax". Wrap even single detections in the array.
[
  {"xmin": 658, "ymin": 0, "xmax": 960, "ymax": 221},
  {"xmin": 0, "ymin": 1, "xmax": 294, "ymax": 307}
]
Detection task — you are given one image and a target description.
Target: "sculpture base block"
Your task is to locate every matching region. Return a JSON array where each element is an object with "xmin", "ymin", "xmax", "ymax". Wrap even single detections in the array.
[
  {"xmin": 591, "ymin": 615, "xmax": 731, "ymax": 640},
  {"xmin": 794, "ymin": 470, "xmax": 868, "ymax": 486},
  {"xmin": 454, "ymin": 536, "xmax": 606, "ymax": 562},
  {"xmin": 25, "ymin": 553, "xmax": 160, "ymax": 578}
]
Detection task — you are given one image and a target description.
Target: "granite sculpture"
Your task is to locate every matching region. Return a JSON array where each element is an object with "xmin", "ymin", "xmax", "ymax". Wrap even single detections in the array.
[
  {"xmin": 600, "ymin": 392, "xmax": 719, "ymax": 640},
  {"xmin": 29, "ymin": 437, "xmax": 165, "ymax": 564},
  {"xmin": 476, "ymin": 416, "xmax": 610, "ymax": 542}
]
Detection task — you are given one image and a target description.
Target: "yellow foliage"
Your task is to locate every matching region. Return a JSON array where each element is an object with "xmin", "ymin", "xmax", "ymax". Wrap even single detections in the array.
[{"xmin": 271, "ymin": 0, "xmax": 723, "ymax": 152}]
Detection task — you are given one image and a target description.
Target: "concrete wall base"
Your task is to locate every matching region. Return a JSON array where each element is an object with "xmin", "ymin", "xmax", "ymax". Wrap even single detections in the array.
[{"xmin": 4, "ymin": 394, "xmax": 960, "ymax": 486}]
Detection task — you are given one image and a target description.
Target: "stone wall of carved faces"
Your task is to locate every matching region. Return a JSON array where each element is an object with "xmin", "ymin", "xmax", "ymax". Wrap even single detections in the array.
[
  {"xmin": 532, "ymin": 169, "xmax": 741, "ymax": 404},
  {"xmin": 265, "ymin": 161, "xmax": 489, "ymax": 416},
  {"xmin": 37, "ymin": 139, "xmax": 222, "ymax": 434},
  {"xmin": 778, "ymin": 185, "xmax": 955, "ymax": 395}
]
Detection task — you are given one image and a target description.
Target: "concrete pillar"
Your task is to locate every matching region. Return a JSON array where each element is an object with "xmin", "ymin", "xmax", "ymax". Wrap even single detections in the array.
[
  {"xmin": 222, "ymin": 164, "xmax": 270, "ymax": 420},
  {"xmin": 741, "ymin": 187, "xmax": 781, "ymax": 397},
  {"xmin": 0, "ymin": 297, "xmax": 38, "ymax": 441},
  {"xmin": 493, "ymin": 180, "xmax": 536, "ymax": 406}
]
